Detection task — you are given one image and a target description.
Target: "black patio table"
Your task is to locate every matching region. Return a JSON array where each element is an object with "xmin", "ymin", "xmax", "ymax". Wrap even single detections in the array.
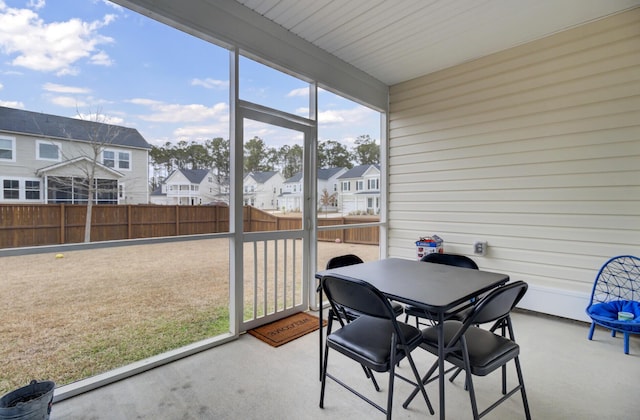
[{"xmin": 315, "ymin": 257, "xmax": 509, "ymax": 419}]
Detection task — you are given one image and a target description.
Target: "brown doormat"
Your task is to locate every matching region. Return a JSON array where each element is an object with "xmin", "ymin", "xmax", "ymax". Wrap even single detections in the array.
[{"xmin": 248, "ymin": 312, "xmax": 326, "ymax": 347}]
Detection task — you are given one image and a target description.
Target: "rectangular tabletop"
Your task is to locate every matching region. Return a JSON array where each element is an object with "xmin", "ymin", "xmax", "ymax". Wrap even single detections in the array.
[{"xmin": 316, "ymin": 257, "xmax": 509, "ymax": 313}]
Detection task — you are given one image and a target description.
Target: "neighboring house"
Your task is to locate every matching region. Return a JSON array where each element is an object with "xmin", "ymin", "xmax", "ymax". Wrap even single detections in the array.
[
  {"xmin": 243, "ymin": 171, "xmax": 284, "ymax": 210},
  {"xmin": 0, "ymin": 106, "xmax": 151, "ymax": 204},
  {"xmin": 337, "ymin": 164, "xmax": 381, "ymax": 215},
  {"xmin": 150, "ymin": 168, "xmax": 228, "ymax": 205},
  {"xmin": 280, "ymin": 167, "xmax": 347, "ymax": 212}
]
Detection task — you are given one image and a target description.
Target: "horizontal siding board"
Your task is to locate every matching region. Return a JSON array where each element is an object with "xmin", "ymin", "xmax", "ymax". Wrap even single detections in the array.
[
  {"xmin": 389, "ymin": 210, "xmax": 637, "ymax": 230},
  {"xmin": 389, "ymin": 221, "xmax": 640, "ymax": 247},
  {"xmin": 390, "ymin": 126, "xmax": 640, "ymax": 164},
  {"xmin": 391, "ymin": 65, "xmax": 640, "ymax": 130},
  {"xmin": 393, "ymin": 186, "xmax": 640, "ymax": 205},
  {"xmin": 389, "ymin": 140, "xmax": 640, "ymax": 171},
  {"xmin": 390, "ymin": 170, "xmax": 640, "ymax": 192},
  {"xmin": 389, "ymin": 110, "xmax": 640, "ymax": 153}
]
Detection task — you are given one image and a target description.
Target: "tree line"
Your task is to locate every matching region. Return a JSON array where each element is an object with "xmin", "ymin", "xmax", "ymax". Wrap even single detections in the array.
[{"xmin": 149, "ymin": 135, "xmax": 379, "ymax": 189}]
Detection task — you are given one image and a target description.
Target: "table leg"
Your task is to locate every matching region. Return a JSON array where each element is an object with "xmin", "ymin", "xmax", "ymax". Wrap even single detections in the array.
[{"xmin": 438, "ymin": 312, "xmax": 445, "ymax": 419}]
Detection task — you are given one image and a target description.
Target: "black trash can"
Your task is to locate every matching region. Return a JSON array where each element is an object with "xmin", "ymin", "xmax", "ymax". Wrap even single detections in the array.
[{"xmin": 0, "ymin": 380, "xmax": 55, "ymax": 420}]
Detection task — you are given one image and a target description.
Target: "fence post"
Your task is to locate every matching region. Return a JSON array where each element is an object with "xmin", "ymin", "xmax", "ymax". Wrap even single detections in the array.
[
  {"xmin": 127, "ymin": 205, "xmax": 132, "ymax": 239},
  {"xmin": 175, "ymin": 205, "xmax": 180, "ymax": 236},
  {"xmin": 60, "ymin": 204, "xmax": 65, "ymax": 244}
]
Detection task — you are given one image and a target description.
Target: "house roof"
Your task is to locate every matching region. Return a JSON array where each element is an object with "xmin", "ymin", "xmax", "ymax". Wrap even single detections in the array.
[
  {"xmin": 338, "ymin": 164, "xmax": 380, "ymax": 180},
  {"xmin": 284, "ymin": 173, "xmax": 303, "ymax": 183},
  {"xmin": 318, "ymin": 167, "xmax": 347, "ymax": 180},
  {"xmin": 285, "ymin": 167, "xmax": 346, "ymax": 183},
  {"xmin": 35, "ymin": 156, "xmax": 124, "ymax": 178},
  {"xmin": 246, "ymin": 171, "xmax": 280, "ymax": 184},
  {"xmin": 0, "ymin": 106, "xmax": 151, "ymax": 150},
  {"xmin": 178, "ymin": 168, "xmax": 210, "ymax": 184}
]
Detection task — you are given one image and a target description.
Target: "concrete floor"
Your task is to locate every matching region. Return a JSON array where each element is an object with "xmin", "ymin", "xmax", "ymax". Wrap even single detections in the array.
[{"xmin": 51, "ymin": 310, "xmax": 640, "ymax": 420}]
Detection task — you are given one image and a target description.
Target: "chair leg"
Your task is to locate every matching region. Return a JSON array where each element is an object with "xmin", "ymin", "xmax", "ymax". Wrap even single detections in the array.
[
  {"xmin": 387, "ymin": 346, "xmax": 396, "ymax": 420},
  {"xmin": 587, "ymin": 322, "xmax": 596, "ymax": 340},
  {"xmin": 403, "ymin": 352, "xmax": 435, "ymax": 415},
  {"xmin": 459, "ymin": 348, "xmax": 480, "ymax": 420},
  {"xmin": 624, "ymin": 332, "xmax": 630, "ymax": 354},
  {"xmin": 465, "ymin": 368, "xmax": 480, "ymax": 420},
  {"xmin": 319, "ymin": 335, "xmax": 331, "ymax": 408},
  {"xmin": 402, "ymin": 359, "xmax": 439, "ymax": 409},
  {"xmin": 514, "ymin": 356, "xmax": 532, "ymax": 420}
]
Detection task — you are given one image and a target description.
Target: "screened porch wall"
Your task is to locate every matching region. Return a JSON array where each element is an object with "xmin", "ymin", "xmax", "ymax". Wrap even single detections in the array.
[{"xmin": 387, "ymin": 8, "xmax": 640, "ymax": 321}]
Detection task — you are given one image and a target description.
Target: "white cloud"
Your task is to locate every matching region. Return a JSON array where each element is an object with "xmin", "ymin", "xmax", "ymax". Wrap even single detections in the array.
[
  {"xmin": 42, "ymin": 82, "xmax": 90, "ymax": 94},
  {"xmin": 100, "ymin": 0, "xmax": 124, "ymax": 12},
  {"xmin": 0, "ymin": 3, "xmax": 116, "ymax": 75},
  {"xmin": 287, "ymin": 87, "xmax": 308, "ymax": 97},
  {"xmin": 131, "ymin": 99, "xmax": 229, "ymax": 124},
  {"xmin": 191, "ymin": 78, "xmax": 227, "ymax": 89},
  {"xmin": 174, "ymin": 122, "xmax": 229, "ymax": 141},
  {"xmin": 318, "ymin": 109, "xmax": 345, "ymax": 124},
  {"xmin": 50, "ymin": 95, "xmax": 86, "ymax": 108},
  {"xmin": 90, "ymin": 50, "xmax": 113, "ymax": 66},
  {"xmin": 27, "ymin": 0, "xmax": 45, "ymax": 10},
  {"xmin": 127, "ymin": 98, "xmax": 163, "ymax": 106},
  {"xmin": 0, "ymin": 100, "xmax": 24, "ymax": 108},
  {"xmin": 0, "ymin": 82, "xmax": 3, "ymax": 89}
]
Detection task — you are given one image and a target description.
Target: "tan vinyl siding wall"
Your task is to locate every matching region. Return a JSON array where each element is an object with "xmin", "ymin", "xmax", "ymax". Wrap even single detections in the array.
[{"xmin": 387, "ymin": 9, "xmax": 640, "ymax": 319}]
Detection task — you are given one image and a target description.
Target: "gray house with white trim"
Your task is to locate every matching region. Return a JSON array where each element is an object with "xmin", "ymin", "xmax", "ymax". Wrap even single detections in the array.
[
  {"xmin": 0, "ymin": 106, "xmax": 151, "ymax": 204},
  {"xmin": 150, "ymin": 168, "xmax": 228, "ymax": 205},
  {"xmin": 337, "ymin": 164, "xmax": 380, "ymax": 215}
]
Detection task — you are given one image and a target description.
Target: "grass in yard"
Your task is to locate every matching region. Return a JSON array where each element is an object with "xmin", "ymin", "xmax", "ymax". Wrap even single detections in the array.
[{"xmin": 0, "ymin": 238, "xmax": 377, "ymax": 395}]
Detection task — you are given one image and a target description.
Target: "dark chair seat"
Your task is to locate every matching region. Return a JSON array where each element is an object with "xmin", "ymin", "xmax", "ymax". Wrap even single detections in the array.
[
  {"xmin": 328, "ymin": 315, "xmax": 422, "ymax": 371},
  {"xmin": 421, "ymin": 320, "xmax": 520, "ymax": 376}
]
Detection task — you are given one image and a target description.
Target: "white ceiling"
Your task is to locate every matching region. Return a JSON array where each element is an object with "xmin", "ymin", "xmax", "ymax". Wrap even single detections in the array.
[{"xmin": 234, "ymin": 0, "xmax": 640, "ymax": 85}]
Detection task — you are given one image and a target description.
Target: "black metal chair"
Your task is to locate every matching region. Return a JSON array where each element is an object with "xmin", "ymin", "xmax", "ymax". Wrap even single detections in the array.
[
  {"xmin": 320, "ymin": 275, "xmax": 434, "ymax": 419},
  {"xmin": 319, "ymin": 255, "xmax": 404, "ymax": 381},
  {"xmin": 403, "ymin": 280, "xmax": 531, "ymax": 420},
  {"xmin": 404, "ymin": 253, "xmax": 479, "ymax": 327}
]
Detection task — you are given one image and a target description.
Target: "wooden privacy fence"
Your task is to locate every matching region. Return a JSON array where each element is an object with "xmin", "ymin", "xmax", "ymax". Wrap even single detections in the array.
[{"xmin": 0, "ymin": 204, "xmax": 379, "ymax": 249}]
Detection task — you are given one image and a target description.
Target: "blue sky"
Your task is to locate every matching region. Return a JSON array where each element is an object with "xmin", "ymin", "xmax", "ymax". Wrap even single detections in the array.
[{"xmin": 0, "ymin": 0, "xmax": 380, "ymax": 148}]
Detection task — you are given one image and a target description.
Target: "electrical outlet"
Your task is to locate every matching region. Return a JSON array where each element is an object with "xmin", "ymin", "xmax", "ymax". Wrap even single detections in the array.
[{"xmin": 474, "ymin": 241, "xmax": 487, "ymax": 256}]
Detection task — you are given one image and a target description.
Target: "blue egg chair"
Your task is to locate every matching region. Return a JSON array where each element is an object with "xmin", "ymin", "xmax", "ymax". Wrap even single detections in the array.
[{"xmin": 586, "ymin": 255, "xmax": 640, "ymax": 354}]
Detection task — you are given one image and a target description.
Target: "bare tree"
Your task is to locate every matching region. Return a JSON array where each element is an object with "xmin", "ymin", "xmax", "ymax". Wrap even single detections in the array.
[
  {"xmin": 319, "ymin": 188, "xmax": 338, "ymax": 217},
  {"xmin": 45, "ymin": 108, "xmax": 124, "ymax": 242}
]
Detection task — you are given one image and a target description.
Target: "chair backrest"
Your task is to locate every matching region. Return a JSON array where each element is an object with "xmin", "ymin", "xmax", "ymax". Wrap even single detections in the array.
[
  {"xmin": 421, "ymin": 252, "xmax": 479, "ymax": 270},
  {"xmin": 326, "ymin": 254, "xmax": 364, "ymax": 269},
  {"xmin": 464, "ymin": 281, "xmax": 528, "ymax": 329},
  {"xmin": 588, "ymin": 255, "xmax": 640, "ymax": 305},
  {"xmin": 322, "ymin": 275, "xmax": 394, "ymax": 320}
]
